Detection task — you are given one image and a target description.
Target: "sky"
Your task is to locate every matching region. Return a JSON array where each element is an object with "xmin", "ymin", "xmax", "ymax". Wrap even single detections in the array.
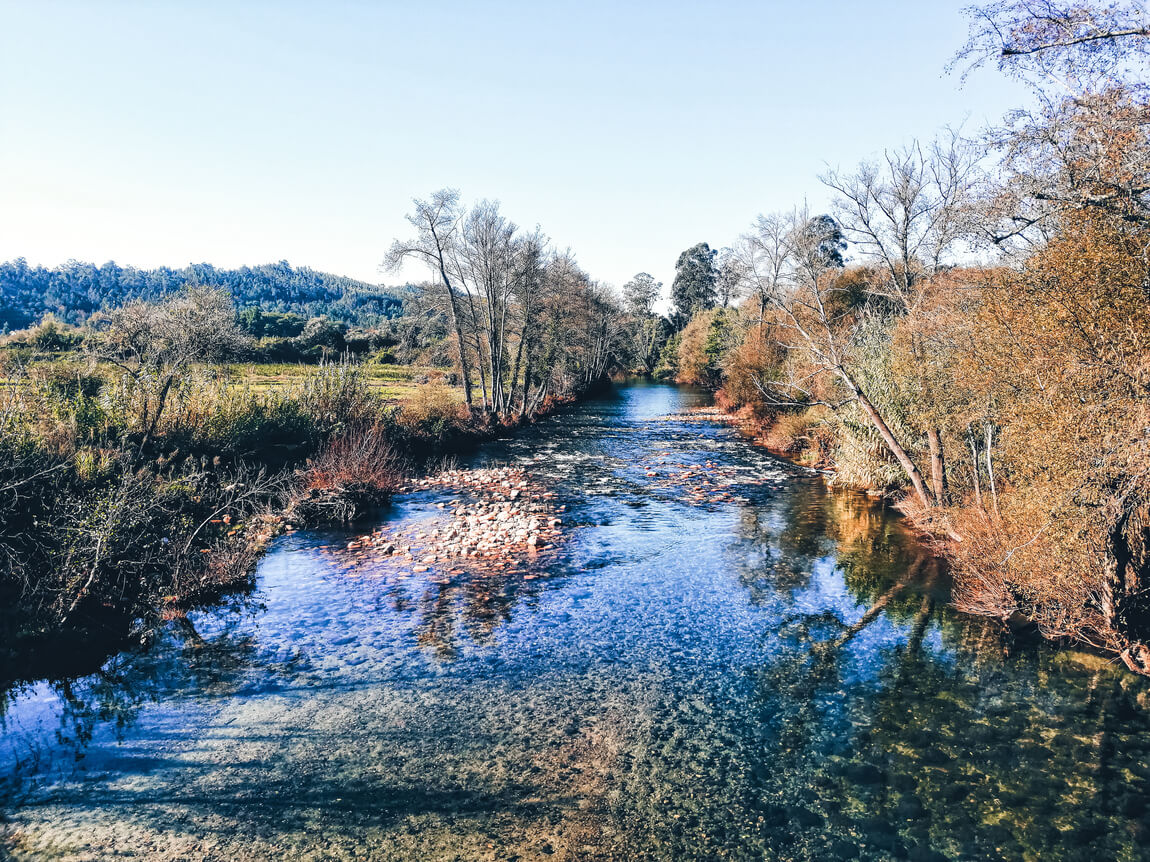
[{"xmin": 0, "ymin": 1, "xmax": 1031, "ymax": 296}]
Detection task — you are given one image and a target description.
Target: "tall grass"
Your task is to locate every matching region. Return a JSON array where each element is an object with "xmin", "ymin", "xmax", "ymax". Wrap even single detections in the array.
[{"xmin": 0, "ymin": 357, "xmax": 478, "ymax": 669}]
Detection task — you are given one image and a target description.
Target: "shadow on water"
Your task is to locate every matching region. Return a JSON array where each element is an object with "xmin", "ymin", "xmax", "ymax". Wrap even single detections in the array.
[{"xmin": 2, "ymin": 381, "xmax": 1149, "ymax": 861}]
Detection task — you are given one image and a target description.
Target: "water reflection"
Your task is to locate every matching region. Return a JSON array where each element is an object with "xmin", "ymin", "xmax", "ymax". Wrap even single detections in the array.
[{"xmin": 2, "ymin": 382, "xmax": 1148, "ymax": 861}]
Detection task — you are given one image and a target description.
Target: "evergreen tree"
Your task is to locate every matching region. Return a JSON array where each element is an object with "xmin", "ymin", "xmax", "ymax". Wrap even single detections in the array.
[{"xmin": 670, "ymin": 242, "xmax": 718, "ymax": 327}]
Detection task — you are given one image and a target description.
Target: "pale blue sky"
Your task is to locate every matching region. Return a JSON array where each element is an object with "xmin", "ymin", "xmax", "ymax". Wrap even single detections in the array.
[{"xmin": 0, "ymin": 1, "xmax": 1028, "ymax": 294}]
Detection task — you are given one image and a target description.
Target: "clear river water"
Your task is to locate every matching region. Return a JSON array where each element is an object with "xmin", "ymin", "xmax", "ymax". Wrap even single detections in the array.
[{"xmin": 2, "ymin": 382, "xmax": 1149, "ymax": 861}]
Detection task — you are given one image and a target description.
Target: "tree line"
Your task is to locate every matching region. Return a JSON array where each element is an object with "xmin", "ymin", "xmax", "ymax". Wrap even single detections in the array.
[
  {"xmin": 0, "ymin": 258, "xmax": 404, "ymax": 331},
  {"xmin": 386, "ymin": 190, "xmax": 624, "ymax": 421}
]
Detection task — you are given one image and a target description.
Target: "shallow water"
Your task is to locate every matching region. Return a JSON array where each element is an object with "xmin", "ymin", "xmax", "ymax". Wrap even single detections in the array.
[{"xmin": 2, "ymin": 382, "xmax": 1149, "ymax": 861}]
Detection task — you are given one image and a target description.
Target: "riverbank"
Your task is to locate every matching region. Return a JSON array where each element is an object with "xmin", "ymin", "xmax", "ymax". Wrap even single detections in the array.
[
  {"xmin": 698, "ymin": 398, "xmax": 1150, "ymax": 676},
  {"xmin": 0, "ymin": 361, "xmax": 600, "ymax": 688}
]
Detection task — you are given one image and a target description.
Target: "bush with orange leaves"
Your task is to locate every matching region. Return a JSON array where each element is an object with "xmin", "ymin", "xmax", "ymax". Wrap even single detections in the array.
[{"xmin": 897, "ymin": 208, "xmax": 1150, "ymax": 673}]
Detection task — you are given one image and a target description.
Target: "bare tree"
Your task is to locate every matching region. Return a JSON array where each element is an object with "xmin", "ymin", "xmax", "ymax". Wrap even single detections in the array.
[
  {"xmin": 507, "ymin": 229, "xmax": 548, "ymax": 415},
  {"xmin": 715, "ymin": 246, "xmax": 748, "ymax": 308},
  {"xmin": 954, "ymin": 2, "xmax": 1150, "ymax": 237},
  {"xmin": 753, "ymin": 210, "xmax": 936, "ymax": 509},
  {"xmin": 738, "ymin": 212, "xmax": 795, "ymax": 327},
  {"xmin": 821, "ymin": 132, "xmax": 982, "ymax": 503},
  {"xmin": 384, "ymin": 189, "xmax": 475, "ymax": 410},
  {"xmin": 954, "ymin": 0, "xmax": 1150, "ymax": 87},
  {"xmin": 387, "ymin": 190, "xmax": 626, "ymax": 421},
  {"xmin": 821, "ymin": 130, "xmax": 980, "ymax": 313},
  {"xmin": 452, "ymin": 200, "xmax": 519, "ymax": 415}
]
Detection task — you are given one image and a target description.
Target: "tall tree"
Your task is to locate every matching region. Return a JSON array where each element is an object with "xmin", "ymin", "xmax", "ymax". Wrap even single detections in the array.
[
  {"xmin": 670, "ymin": 242, "xmax": 718, "ymax": 326},
  {"xmin": 621, "ymin": 272, "xmax": 662, "ymax": 316},
  {"xmin": 384, "ymin": 189, "xmax": 475, "ymax": 409},
  {"xmin": 715, "ymin": 246, "xmax": 748, "ymax": 308},
  {"xmin": 621, "ymin": 272, "xmax": 666, "ymax": 375},
  {"xmin": 738, "ymin": 212, "xmax": 795, "ymax": 327},
  {"xmin": 955, "ymin": 0, "xmax": 1150, "ymax": 86},
  {"xmin": 750, "ymin": 211, "xmax": 936, "ymax": 509},
  {"xmin": 822, "ymin": 130, "xmax": 980, "ymax": 503}
]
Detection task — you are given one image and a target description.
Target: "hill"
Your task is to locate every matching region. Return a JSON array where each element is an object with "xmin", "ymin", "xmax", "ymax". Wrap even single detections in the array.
[{"xmin": 0, "ymin": 258, "xmax": 405, "ymax": 330}]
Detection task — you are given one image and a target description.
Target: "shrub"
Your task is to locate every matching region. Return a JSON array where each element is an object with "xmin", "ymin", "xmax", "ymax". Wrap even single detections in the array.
[
  {"xmin": 293, "ymin": 359, "xmax": 379, "ymax": 434},
  {"xmin": 720, "ymin": 325, "xmax": 786, "ymax": 415},
  {"xmin": 292, "ymin": 424, "xmax": 406, "ymax": 522}
]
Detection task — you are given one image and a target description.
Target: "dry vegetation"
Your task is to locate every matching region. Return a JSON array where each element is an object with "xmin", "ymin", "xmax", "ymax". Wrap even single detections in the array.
[{"xmin": 669, "ymin": 1, "xmax": 1150, "ymax": 673}]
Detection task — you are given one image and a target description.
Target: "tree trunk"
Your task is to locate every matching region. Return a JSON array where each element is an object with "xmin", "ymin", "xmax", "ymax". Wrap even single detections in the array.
[
  {"xmin": 968, "ymin": 432, "xmax": 985, "ymax": 513},
  {"xmin": 141, "ymin": 372, "xmax": 175, "ymax": 449},
  {"xmin": 436, "ymin": 262, "xmax": 472, "ymax": 410},
  {"xmin": 985, "ymin": 423, "xmax": 1001, "ymax": 521},
  {"xmin": 508, "ymin": 319, "xmax": 529, "ymax": 415},
  {"xmin": 837, "ymin": 366, "xmax": 932, "ymax": 509},
  {"xmin": 927, "ymin": 428, "xmax": 947, "ymax": 505}
]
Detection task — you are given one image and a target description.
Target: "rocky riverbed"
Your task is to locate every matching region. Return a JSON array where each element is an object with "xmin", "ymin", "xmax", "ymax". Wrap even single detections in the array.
[{"xmin": 317, "ymin": 466, "xmax": 567, "ymax": 579}]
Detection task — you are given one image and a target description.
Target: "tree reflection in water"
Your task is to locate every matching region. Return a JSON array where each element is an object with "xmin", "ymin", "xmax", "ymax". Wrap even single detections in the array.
[
  {"xmin": 734, "ymin": 485, "xmax": 1150, "ymax": 861},
  {"xmin": 0, "ymin": 597, "xmax": 260, "ymax": 800}
]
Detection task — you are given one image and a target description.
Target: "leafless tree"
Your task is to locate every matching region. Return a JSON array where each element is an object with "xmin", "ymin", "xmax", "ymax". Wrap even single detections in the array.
[
  {"xmin": 821, "ymin": 132, "xmax": 983, "ymax": 503},
  {"xmin": 821, "ymin": 130, "xmax": 981, "ymax": 313},
  {"xmin": 749, "ymin": 209, "xmax": 936, "ymax": 509},
  {"xmin": 953, "ymin": 2, "xmax": 1150, "ymax": 240},
  {"xmin": 384, "ymin": 189, "xmax": 475, "ymax": 410},
  {"xmin": 388, "ymin": 191, "xmax": 626, "ymax": 420},
  {"xmin": 451, "ymin": 200, "xmax": 519, "ymax": 415},
  {"xmin": 715, "ymin": 246, "xmax": 748, "ymax": 308},
  {"xmin": 738, "ymin": 211, "xmax": 796, "ymax": 327},
  {"xmin": 954, "ymin": 0, "xmax": 1150, "ymax": 87},
  {"xmin": 506, "ymin": 229, "xmax": 548, "ymax": 415}
]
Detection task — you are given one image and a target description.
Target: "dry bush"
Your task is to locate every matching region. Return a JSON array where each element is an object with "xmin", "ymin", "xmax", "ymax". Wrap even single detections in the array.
[
  {"xmin": 719, "ymin": 326, "xmax": 786, "ymax": 415},
  {"xmin": 396, "ymin": 381, "xmax": 469, "ymax": 442},
  {"xmin": 945, "ymin": 498, "xmax": 1112, "ymax": 647},
  {"xmin": 762, "ymin": 410, "xmax": 821, "ymax": 455},
  {"xmin": 167, "ymin": 512, "xmax": 281, "ymax": 612},
  {"xmin": 294, "ymin": 359, "xmax": 380, "ymax": 433},
  {"xmin": 675, "ymin": 310, "xmax": 716, "ymax": 385},
  {"xmin": 293, "ymin": 424, "xmax": 406, "ymax": 522}
]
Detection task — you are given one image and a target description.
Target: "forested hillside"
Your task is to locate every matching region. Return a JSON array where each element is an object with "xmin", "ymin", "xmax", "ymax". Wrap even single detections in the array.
[{"xmin": 0, "ymin": 258, "xmax": 404, "ymax": 330}]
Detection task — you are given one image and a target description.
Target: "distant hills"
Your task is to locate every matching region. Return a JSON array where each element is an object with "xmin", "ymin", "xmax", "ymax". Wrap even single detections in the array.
[{"xmin": 0, "ymin": 259, "xmax": 407, "ymax": 330}]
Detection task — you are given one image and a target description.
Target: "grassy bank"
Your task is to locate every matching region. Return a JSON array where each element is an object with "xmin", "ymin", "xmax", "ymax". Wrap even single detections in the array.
[{"xmin": 0, "ymin": 354, "xmax": 575, "ymax": 684}]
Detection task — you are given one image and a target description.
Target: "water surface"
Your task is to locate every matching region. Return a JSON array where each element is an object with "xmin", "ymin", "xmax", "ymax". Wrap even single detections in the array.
[{"xmin": 2, "ymin": 383, "xmax": 1148, "ymax": 861}]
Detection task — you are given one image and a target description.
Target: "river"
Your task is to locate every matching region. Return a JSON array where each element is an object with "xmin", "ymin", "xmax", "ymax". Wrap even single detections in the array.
[{"xmin": 2, "ymin": 382, "xmax": 1148, "ymax": 861}]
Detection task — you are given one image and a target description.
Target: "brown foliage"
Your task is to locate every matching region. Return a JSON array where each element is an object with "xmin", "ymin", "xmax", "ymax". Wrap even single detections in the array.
[
  {"xmin": 934, "ymin": 209, "xmax": 1150, "ymax": 663},
  {"xmin": 296, "ymin": 424, "xmax": 406, "ymax": 522},
  {"xmin": 396, "ymin": 381, "xmax": 470, "ymax": 441}
]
